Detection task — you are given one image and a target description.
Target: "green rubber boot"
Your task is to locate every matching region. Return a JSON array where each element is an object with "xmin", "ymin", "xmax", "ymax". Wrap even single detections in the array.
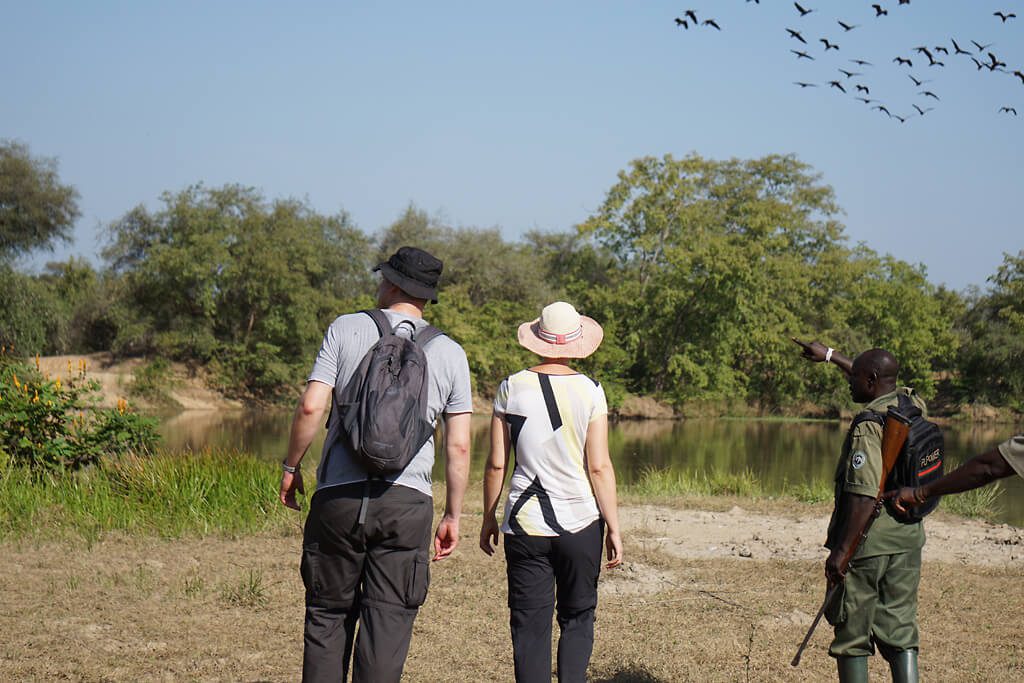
[
  {"xmin": 887, "ymin": 649, "xmax": 919, "ymax": 683},
  {"xmin": 837, "ymin": 655, "xmax": 869, "ymax": 683}
]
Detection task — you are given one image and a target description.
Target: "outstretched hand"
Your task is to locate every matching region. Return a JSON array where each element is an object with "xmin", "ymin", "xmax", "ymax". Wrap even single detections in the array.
[
  {"xmin": 882, "ymin": 487, "xmax": 919, "ymax": 515},
  {"xmin": 791, "ymin": 338, "xmax": 829, "ymax": 363}
]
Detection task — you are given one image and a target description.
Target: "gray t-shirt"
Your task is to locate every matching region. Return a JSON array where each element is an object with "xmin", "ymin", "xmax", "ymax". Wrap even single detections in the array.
[{"xmin": 308, "ymin": 309, "xmax": 473, "ymax": 496}]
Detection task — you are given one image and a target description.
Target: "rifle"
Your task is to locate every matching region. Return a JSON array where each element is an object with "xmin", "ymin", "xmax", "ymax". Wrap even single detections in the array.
[{"xmin": 791, "ymin": 406, "xmax": 912, "ymax": 667}]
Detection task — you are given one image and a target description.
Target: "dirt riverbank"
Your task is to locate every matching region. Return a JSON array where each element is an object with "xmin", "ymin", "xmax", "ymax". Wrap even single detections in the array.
[{"xmin": 2, "ymin": 501, "xmax": 1021, "ymax": 681}]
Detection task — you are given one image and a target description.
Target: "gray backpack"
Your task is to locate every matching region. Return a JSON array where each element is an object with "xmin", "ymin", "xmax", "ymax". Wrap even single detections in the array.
[{"xmin": 332, "ymin": 309, "xmax": 444, "ymax": 476}]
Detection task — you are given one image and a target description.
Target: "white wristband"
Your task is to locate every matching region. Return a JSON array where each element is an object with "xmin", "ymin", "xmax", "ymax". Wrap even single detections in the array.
[
  {"xmin": 825, "ymin": 347, "xmax": 834, "ymax": 364},
  {"xmin": 282, "ymin": 461, "xmax": 298, "ymax": 474}
]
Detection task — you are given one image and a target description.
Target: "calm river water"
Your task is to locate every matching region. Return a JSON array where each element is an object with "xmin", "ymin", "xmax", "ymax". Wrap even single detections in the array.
[{"xmin": 159, "ymin": 411, "xmax": 1024, "ymax": 526}]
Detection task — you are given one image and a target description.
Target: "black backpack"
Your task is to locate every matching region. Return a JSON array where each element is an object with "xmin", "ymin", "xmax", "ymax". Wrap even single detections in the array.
[
  {"xmin": 848, "ymin": 393, "xmax": 944, "ymax": 523},
  {"xmin": 330, "ymin": 309, "xmax": 444, "ymax": 476}
]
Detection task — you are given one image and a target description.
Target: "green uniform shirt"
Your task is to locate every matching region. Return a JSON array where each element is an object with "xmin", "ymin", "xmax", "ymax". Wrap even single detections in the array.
[{"xmin": 826, "ymin": 387, "xmax": 927, "ymax": 559}]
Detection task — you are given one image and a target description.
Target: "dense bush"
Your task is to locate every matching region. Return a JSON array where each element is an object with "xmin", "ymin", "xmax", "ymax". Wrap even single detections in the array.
[{"xmin": 0, "ymin": 353, "xmax": 159, "ymax": 471}]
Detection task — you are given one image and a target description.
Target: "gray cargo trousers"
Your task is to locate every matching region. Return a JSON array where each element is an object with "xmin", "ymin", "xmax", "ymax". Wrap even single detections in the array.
[{"xmin": 301, "ymin": 481, "xmax": 433, "ymax": 683}]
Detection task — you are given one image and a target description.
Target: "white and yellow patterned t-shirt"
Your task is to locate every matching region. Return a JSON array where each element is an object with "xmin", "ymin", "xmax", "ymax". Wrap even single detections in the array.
[{"xmin": 493, "ymin": 369, "xmax": 608, "ymax": 536}]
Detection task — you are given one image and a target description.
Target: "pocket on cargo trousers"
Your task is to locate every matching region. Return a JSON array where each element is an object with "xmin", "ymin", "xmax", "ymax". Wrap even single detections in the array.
[
  {"xmin": 404, "ymin": 556, "xmax": 430, "ymax": 608},
  {"xmin": 824, "ymin": 582, "xmax": 847, "ymax": 626},
  {"xmin": 301, "ymin": 543, "xmax": 351, "ymax": 608}
]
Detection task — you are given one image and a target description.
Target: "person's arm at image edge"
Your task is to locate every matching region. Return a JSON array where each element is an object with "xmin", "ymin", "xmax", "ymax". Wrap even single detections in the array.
[{"xmin": 585, "ymin": 414, "xmax": 622, "ymax": 568}]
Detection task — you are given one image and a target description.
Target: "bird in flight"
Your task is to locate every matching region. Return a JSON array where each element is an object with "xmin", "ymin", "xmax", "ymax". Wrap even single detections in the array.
[
  {"xmin": 999, "ymin": 106, "xmax": 1018, "ymax": 115},
  {"xmin": 702, "ymin": 19, "xmax": 721, "ymax": 30},
  {"xmin": 893, "ymin": 115, "xmax": 908, "ymax": 123},
  {"xmin": 972, "ymin": 40, "xmax": 994, "ymax": 52},
  {"xmin": 907, "ymin": 75, "xmax": 929, "ymax": 87},
  {"xmin": 837, "ymin": 20, "xmax": 859, "ymax": 32},
  {"xmin": 873, "ymin": 105, "xmax": 892, "ymax": 116},
  {"xmin": 933, "ymin": 46, "xmax": 949, "ymax": 55},
  {"xmin": 787, "ymin": 28, "xmax": 807, "ymax": 44},
  {"xmin": 920, "ymin": 91, "xmax": 940, "ymax": 100},
  {"xmin": 793, "ymin": 82, "xmax": 818, "ymax": 88},
  {"xmin": 872, "ymin": 5, "xmax": 888, "ymax": 17},
  {"xmin": 951, "ymin": 39, "xmax": 971, "ymax": 56},
  {"xmin": 1013, "ymin": 70, "xmax": 1024, "ymax": 84},
  {"xmin": 855, "ymin": 84, "xmax": 870, "ymax": 94},
  {"xmin": 829, "ymin": 80, "xmax": 847, "ymax": 93},
  {"xmin": 994, "ymin": 11, "xmax": 1016, "ymax": 23},
  {"xmin": 791, "ymin": 49, "xmax": 814, "ymax": 60},
  {"xmin": 970, "ymin": 57, "xmax": 986, "ymax": 71},
  {"xmin": 794, "ymin": 2, "xmax": 814, "ymax": 17},
  {"xmin": 820, "ymin": 38, "xmax": 839, "ymax": 51},
  {"xmin": 856, "ymin": 97, "xmax": 876, "ymax": 104},
  {"xmin": 988, "ymin": 52, "xmax": 1007, "ymax": 70},
  {"xmin": 850, "ymin": 59, "xmax": 873, "ymax": 66},
  {"xmin": 674, "ymin": 18, "xmax": 689, "ymax": 28},
  {"xmin": 838, "ymin": 68, "xmax": 862, "ymax": 79},
  {"xmin": 685, "ymin": 10, "xmax": 698, "ymax": 24},
  {"xmin": 912, "ymin": 104, "xmax": 934, "ymax": 115},
  {"xmin": 893, "ymin": 56, "xmax": 913, "ymax": 67}
]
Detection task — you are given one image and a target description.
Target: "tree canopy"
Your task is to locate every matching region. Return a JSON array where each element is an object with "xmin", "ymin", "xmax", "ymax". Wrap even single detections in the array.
[
  {"xmin": 0, "ymin": 140, "xmax": 80, "ymax": 260},
  {"xmin": 0, "ymin": 151, "xmax": 1015, "ymax": 413}
]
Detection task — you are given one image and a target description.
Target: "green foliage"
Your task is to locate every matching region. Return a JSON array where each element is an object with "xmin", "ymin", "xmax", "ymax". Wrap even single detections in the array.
[
  {"xmin": 575, "ymin": 152, "xmax": 962, "ymax": 409},
  {"xmin": 0, "ymin": 139, "xmax": 80, "ymax": 260},
  {"xmin": 129, "ymin": 357, "xmax": 178, "ymax": 406},
  {"xmin": 104, "ymin": 184, "xmax": 373, "ymax": 397},
  {"xmin": 957, "ymin": 251, "xmax": 1024, "ymax": 408},
  {"xmin": 0, "ymin": 449, "xmax": 297, "ymax": 540},
  {"xmin": 0, "ymin": 355, "xmax": 158, "ymax": 471}
]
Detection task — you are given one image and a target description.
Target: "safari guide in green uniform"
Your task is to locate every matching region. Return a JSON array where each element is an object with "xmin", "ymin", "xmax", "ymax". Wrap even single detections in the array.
[
  {"xmin": 885, "ymin": 435, "xmax": 1024, "ymax": 510},
  {"xmin": 795, "ymin": 340, "xmax": 926, "ymax": 683}
]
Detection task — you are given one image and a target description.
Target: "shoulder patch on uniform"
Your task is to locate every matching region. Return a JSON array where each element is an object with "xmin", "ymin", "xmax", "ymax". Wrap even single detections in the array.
[{"xmin": 851, "ymin": 451, "xmax": 867, "ymax": 470}]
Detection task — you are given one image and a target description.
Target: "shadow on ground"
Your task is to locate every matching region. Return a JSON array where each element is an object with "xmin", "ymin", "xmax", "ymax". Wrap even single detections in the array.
[{"xmin": 594, "ymin": 667, "xmax": 667, "ymax": 683}]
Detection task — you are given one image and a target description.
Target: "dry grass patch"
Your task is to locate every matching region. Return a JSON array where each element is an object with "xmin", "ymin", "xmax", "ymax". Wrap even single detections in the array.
[{"xmin": 1, "ymin": 506, "xmax": 1023, "ymax": 681}]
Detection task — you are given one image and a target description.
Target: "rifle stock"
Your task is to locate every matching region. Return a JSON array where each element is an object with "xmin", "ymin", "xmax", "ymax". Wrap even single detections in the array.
[{"xmin": 791, "ymin": 406, "xmax": 912, "ymax": 667}]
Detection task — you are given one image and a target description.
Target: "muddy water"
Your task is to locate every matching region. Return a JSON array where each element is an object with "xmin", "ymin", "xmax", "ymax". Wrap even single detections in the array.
[{"xmin": 159, "ymin": 411, "xmax": 1024, "ymax": 526}]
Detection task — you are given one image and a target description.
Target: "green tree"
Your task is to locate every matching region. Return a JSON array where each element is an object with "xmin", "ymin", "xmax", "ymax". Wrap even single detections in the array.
[
  {"xmin": 958, "ymin": 251, "xmax": 1024, "ymax": 407},
  {"xmin": 578, "ymin": 153, "xmax": 846, "ymax": 406},
  {"xmin": 104, "ymin": 184, "xmax": 372, "ymax": 397},
  {"xmin": 0, "ymin": 140, "xmax": 80, "ymax": 260}
]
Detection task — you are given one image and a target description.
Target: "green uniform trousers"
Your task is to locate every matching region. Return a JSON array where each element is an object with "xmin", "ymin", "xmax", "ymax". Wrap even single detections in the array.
[{"xmin": 827, "ymin": 548, "xmax": 921, "ymax": 658}]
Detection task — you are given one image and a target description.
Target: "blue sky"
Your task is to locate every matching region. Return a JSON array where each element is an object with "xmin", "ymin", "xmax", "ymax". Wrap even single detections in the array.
[{"xmin": 3, "ymin": 1, "xmax": 1021, "ymax": 291}]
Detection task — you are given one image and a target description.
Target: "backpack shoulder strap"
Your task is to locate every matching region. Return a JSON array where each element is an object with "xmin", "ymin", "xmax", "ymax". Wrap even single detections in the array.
[
  {"xmin": 896, "ymin": 392, "xmax": 923, "ymax": 419},
  {"xmin": 414, "ymin": 324, "xmax": 445, "ymax": 348},
  {"xmin": 362, "ymin": 309, "xmax": 391, "ymax": 337},
  {"xmin": 851, "ymin": 409, "xmax": 885, "ymax": 430}
]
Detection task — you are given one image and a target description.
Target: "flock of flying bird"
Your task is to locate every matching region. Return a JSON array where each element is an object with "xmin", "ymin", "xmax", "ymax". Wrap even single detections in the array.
[{"xmin": 673, "ymin": 2, "xmax": 1022, "ymax": 123}]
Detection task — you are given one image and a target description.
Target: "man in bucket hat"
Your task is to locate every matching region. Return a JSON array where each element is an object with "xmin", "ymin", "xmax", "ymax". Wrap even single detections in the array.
[{"xmin": 280, "ymin": 246, "xmax": 473, "ymax": 682}]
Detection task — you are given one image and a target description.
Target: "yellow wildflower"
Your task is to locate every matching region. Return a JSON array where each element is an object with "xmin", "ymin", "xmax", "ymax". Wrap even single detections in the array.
[
  {"xmin": 55, "ymin": 377, "xmax": 61, "ymax": 391},
  {"xmin": 35, "ymin": 354, "xmax": 40, "ymax": 370},
  {"xmin": 12, "ymin": 373, "xmax": 19, "ymax": 389},
  {"xmin": 32, "ymin": 390, "xmax": 39, "ymax": 403}
]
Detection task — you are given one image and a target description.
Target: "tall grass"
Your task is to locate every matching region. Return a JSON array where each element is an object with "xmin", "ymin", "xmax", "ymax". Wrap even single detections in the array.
[
  {"xmin": 0, "ymin": 449, "xmax": 301, "ymax": 541},
  {"xmin": 938, "ymin": 481, "xmax": 1003, "ymax": 521},
  {"xmin": 623, "ymin": 466, "xmax": 833, "ymax": 503}
]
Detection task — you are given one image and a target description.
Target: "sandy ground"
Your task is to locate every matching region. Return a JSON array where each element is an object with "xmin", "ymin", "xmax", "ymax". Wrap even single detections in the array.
[
  {"xmin": 2, "ymin": 502, "xmax": 1022, "ymax": 682},
  {"xmin": 36, "ymin": 353, "xmax": 241, "ymax": 411}
]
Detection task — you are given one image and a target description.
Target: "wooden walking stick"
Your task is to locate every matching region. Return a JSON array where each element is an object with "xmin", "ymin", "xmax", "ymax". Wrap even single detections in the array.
[{"xmin": 791, "ymin": 406, "xmax": 912, "ymax": 667}]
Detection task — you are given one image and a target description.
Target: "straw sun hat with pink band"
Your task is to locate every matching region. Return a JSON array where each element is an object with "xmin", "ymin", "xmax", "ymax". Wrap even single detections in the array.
[{"xmin": 517, "ymin": 301, "xmax": 604, "ymax": 359}]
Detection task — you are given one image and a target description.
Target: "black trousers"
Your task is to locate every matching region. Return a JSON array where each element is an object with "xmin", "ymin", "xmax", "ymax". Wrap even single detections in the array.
[
  {"xmin": 301, "ymin": 481, "xmax": 433, "ymax": 683},
  {"xmin": 504, "ymin": 520, "xmax": 604, "ymax": 683}
]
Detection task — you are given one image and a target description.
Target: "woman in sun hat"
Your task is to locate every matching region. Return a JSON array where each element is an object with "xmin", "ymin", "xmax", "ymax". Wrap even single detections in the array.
[{"xmin": 480, "ymin": 301, "xmax": 622, "ymax": 683}]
